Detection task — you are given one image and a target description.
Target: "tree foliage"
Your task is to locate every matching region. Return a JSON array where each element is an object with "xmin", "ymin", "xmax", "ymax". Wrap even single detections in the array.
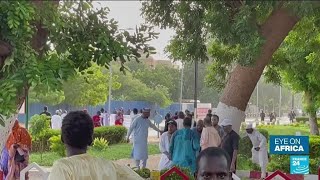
[
  {"xmin": 112, "ymin": 63, "xmax": 172, "ymax": 107},
  {"xmin": 142, "ymin": 1, "xmax": 320, "ymax": 91},
  {"xmin": 29, "ymin": 63, "xmax": 121, "ymax": 107},
  {"xmin": 268, "ymin": 17, "xmax": 320, "ymax": 134},
  {"xmin": 0, "ymin": 1, "xmax": 157, "ymax": 122},
  {"xmin": 126, "ymin": 59, "xmax": 220, "ymax": 105},
  {"xmin": 63, "ymin": 63, "xmax": 121, "ymax": 107},
  {"xmin": 133, "ymin": 63, "xmax": 180, "ymax": 102}
]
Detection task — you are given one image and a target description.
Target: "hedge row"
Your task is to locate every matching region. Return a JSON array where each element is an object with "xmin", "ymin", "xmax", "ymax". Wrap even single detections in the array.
[
  {"xmin": 32, "ymin": 126, "xmax": 127, "ymax": 152},
  {"xmin": 295, "ymin": 117, "xmax": 320, "ymax": 123},
  {"xmin": 134, "ymin": 167, "xmax": 195, "ymax": 180}
]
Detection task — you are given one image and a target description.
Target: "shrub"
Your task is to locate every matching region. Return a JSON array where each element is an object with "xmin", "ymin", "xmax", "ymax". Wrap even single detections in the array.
[
  {"xmin": 93, "ymin": 126, "xmax": 127, "ymax": 144},
  {"xmin": 239, "ymin": 136, "xmax": 252, "ymax": 158},
  {"xmin": 133, "ymin": 168, "xmax": 150, "ymax": 179},
  {"xmin": 32, "ymin": 129, "xmax": 60, "ymax": 152},
  {"xmin": 309, "ymin": 136, "xmax": 320, "ymax": 159},
  {"xmin": 133, "ymin": 167, "xmax": 195, "ymax": 179},
  {"xmin": 49, "ymin": 135, "xmax": 66, "ymax": 157},
  {"xmin": 267, "ymin": 154, "xmax": 290, "ymax": 173},
  {"xmin": 295, "ymin": 117, "xmax": 309, "ymax": 123},
  {"xmin": 237, "ymin": 154, "xmax": 261, "ymax": 171},
  {"xmin": 29, "ymin": 114, "xmax": 52, "ymax": 153},
  {"xmin": 93, "ymin": 137, "xmax": 109, "ymax": 151},
  {"xmin": 31, "ymin": 126, "xmax": 126, "ymax": 152},
  {"xmin": 310, "ymin": 158, "xmax": 320, "ymax": 174}
]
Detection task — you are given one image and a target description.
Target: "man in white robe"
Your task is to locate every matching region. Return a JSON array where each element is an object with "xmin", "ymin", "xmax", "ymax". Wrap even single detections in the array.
[
  {"xmin": 158, "ymin": 120, "xmax": 177, "ymax": 170},
  {"xmin": 127, "ymin": 108, "xmax": 163, "ymax": 169},
  {"xmin": 246, "ymin": 124, "xmax": 269, "ymax": 179},
  {"xmin": 51, "ymin": 110, "xmax": 62, "ymax": 130}
]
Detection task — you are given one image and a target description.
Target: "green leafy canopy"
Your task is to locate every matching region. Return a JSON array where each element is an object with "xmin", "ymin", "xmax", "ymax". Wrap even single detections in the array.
[
  {"xmin": 142, "ymin": 1, "xmax": 320, "ymax": 91},
  {"xmin": 0, "ymin": 1, "xmax": 157, "ymax": 117}
]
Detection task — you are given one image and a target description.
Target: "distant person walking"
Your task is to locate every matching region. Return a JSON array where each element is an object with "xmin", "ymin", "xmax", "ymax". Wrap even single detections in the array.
[
  {"xmin": 200, "ymin": 117, "xmax": 221, "ymax": 151},
  {"xmin": 51, "ymin": 110, "xmax": 63, "ymax": 130},
  {"xmin": 289, "ymin": 110, "xmax": 296, "ymax": 123},
  {"xmin": 127, "ymin": 108, "xmax": 162, "ymax": 169},
  {"xmin": 260, "ymin": 110, "xmax": 265, "ymax": 122},
  {"xmin": 92, "ymin": 111, "xmax": 102, "ymax": 128},
  {"xmin": 40, "ymin": 106, "xmax": 51, "ymax": 117}
]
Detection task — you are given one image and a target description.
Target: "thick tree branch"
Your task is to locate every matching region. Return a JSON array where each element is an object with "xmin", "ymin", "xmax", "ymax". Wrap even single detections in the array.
[{"xmin": 0, "ymin": 41, "xmax": 12, "ymax": 57}]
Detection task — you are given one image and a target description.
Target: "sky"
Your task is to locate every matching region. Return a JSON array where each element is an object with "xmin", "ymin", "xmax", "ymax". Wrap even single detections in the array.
[{"xmin": 94, "ymin": 1, "xmax": 175, "ymax": 60}]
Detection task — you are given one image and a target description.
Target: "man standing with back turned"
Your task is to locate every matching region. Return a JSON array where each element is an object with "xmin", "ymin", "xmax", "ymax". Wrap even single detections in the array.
[{"xmin": 127, "ymin": 108, "xmax": 163, "ymax": 169}]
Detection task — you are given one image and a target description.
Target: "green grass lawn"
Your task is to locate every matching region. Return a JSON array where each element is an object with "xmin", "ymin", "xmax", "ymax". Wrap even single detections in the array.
[
  {"xmin": 258, "ymin": 124, "xmax": 310, "ymax": 135},
  {"xmin": 30, "ymin": 143, "xmax": 160, "ymax": 166}
]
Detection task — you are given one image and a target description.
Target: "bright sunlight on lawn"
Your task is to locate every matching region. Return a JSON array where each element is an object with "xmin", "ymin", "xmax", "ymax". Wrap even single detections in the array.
[
  {"xmin": 258, "ymin": 124, "xmax": 310, "ymax": 135},
  {"xmin": 30, "ymin": 143, "xmax": 160, "ymax": 166}
]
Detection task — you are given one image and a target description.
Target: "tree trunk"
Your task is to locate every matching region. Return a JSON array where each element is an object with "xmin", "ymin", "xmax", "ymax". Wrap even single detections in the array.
[
  {"xmin": 304, "ymin": 92, "xmax": 319, "ymax": 135},
  {"xmin": 216, "ymin": 8, "xmax": 299, "ymax": 133},
  {"xmin": 308, "ymin": 112, "xmax": 318, "ymax": 135}
]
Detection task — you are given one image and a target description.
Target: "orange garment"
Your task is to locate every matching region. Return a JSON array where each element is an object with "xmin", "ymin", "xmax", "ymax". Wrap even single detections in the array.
[
  {"xmin": 200, "ymin": 126, "xmax": 221, "ymax": 151},
  {"xmin": 6, "ymin": 120, "xmax": 32, "ymax": 150}
]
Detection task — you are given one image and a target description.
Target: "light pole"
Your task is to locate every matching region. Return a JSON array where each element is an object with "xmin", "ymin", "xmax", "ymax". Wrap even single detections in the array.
[
  {"xmin": 279, "ymin": 86, "xmax": 282, "ymax": 117},
  {"xmin": 180, "ymin": 63, "xmax": 184, "ymax": 111},
  {"xmin": 291, "ymin": 93, "xmax": 294, "ymax": 110},
  {"xmin": 107, "ymin": 27, "xmax": 133, "ymax": 115},
  {"xmin": 194, "ymin": 60, "xmax": 198, "ymax": 125},
  {"xmin": 108, "ymin": 66, "xmax": 112, "ymax": 115},
  {"xmin": 256, "ymin": 79, "xmax": 259, "ymax": 118}
]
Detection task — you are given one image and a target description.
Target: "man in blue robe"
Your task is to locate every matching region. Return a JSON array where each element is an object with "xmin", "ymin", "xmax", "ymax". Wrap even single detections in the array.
[
  {"xmin": 127, "ymin": 108, "xmax": 162, "ymax": 169},
  {"xmin": 169, "ymin": 116, "xmax": 200, "ymax": 173}
]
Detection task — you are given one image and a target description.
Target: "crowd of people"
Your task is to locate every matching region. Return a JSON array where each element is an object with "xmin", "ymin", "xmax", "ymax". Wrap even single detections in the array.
[
  {"xmin": 40, "ymin": 106, "xmax": 133, "ymax": 130},
  {"xmin": 0, "ymin": 106, "xmax": 270, "ymax": 179},
  {"xmin": 127, "ymin": 108, "xmax": 269, "ymax": 179}
]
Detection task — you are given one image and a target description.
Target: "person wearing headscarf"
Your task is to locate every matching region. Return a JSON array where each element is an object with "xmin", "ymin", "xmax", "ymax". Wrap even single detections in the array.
[
  {"xmin": 92, "ymin": 111, "xmax": 102, "ymax": 128},
  {"xmin": 115, "ymin": 111, "xmax": 124, "ymax": 126},
  {"xmin": 4, "ymin": 120, "xmax": 31, "ymax": 180}
]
